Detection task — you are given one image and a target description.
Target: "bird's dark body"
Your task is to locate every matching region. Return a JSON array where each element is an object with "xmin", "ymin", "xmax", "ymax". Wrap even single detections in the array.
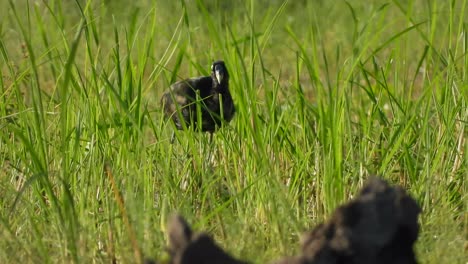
[{"xmin": 161, "ymin": 61, "xmax": 235, "ymax": 132}]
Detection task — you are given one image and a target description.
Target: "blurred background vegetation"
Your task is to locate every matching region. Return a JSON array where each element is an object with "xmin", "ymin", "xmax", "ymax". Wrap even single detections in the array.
[{"xmin": 0, "ymin": 0, "xmax": 466, "ymax": 263}]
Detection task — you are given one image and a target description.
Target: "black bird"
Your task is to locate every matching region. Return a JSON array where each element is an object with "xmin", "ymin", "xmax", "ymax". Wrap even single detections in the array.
[{"xmin": 161, "ymin": 60, "xmax": 235, "ymax": 133}]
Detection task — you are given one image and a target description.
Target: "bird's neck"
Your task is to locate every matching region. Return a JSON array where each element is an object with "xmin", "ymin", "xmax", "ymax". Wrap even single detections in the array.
[{"xmin": 212, "ymin": 81, "xmax": 229, "ymax": 93}]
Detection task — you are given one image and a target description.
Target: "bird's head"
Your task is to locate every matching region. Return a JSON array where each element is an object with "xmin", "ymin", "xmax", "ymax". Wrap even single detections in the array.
[{"xmin": 211, "ymin": 60, "xmax": 229, "ymax": 86}]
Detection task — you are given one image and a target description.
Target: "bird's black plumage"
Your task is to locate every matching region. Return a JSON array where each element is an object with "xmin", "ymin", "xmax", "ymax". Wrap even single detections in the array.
[{"xmin": 161, "ymin": 61, "xmax": 235, "ymax": 132}]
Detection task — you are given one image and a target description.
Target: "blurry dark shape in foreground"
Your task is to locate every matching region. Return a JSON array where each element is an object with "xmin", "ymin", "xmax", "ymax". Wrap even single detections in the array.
[
  {"xmin": 147, "ymin": 177, "xmax": 420, "ymax": 264},
  {"xmin": 166, "ymin": 214, "xmax": 247, "ymax": 264},
  {"xmin": 274, "ymin": 177, "xmax": 421, "ymax": 264}
]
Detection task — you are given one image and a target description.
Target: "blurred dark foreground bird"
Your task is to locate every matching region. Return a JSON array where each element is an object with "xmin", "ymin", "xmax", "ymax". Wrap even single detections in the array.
[{"xmin": 161, "ymin": 61, "xmax": 235, "ymax": 138}]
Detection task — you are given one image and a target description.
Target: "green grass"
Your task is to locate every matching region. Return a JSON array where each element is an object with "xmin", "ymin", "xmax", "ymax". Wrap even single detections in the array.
[{"xmin": 0, "ymin": 0, "xmax": 466, "ymax": 263}]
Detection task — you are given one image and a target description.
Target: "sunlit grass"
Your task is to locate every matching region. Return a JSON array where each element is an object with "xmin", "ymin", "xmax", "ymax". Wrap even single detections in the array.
[{"xmin": 0, "ymin": 0, "xmax": 466, "ymax": 263}]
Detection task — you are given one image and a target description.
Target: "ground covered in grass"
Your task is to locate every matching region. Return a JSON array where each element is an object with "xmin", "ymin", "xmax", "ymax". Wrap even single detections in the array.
[{"xmin": 0, "ymin": 0, "xmax": 466, "ymax": 263}]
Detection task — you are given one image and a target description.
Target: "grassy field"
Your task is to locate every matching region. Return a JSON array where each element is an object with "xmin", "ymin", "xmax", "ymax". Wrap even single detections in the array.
[{"xmin": 0, "ymin": 0, "xmax": 466, "ymax": 263}]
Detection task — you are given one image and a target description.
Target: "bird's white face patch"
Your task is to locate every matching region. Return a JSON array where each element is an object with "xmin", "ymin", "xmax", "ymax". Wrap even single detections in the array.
[{"xmin": 215, "ymin": 70, "xmax": 223, "ymax": 84}]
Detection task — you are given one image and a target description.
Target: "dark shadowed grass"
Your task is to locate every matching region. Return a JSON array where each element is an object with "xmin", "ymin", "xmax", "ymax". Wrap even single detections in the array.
[{"xmin": 0, "ymin": 0, "xmax": 466, "ymax": 263}]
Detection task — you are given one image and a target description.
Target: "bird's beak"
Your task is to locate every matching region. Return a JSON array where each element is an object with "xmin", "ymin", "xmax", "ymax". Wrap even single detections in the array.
[{"xmin": 215, "ymin": 69, "xmax": 224, "ymax": 84}]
